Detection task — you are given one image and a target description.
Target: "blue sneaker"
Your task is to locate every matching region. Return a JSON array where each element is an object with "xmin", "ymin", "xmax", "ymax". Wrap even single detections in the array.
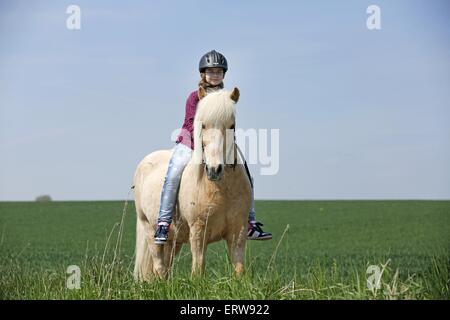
[
  {"xmin": 247, "ymin": 222, "xmax": 272, "ymax": 240},
  {"xmin": 154, "ymin": 223, "xmax": 170, "ymax": 245}
]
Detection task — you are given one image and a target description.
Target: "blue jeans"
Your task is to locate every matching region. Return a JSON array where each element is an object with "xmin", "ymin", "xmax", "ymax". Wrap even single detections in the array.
[{"xmin": 157, "ymin": 143, "xmax": 256, "ymax": 224}]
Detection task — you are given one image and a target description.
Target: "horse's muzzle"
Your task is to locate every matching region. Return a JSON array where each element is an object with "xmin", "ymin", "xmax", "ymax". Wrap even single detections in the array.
[{"xmin": 205, "ymin": 164, "xmax": 224, "ymax": 181}]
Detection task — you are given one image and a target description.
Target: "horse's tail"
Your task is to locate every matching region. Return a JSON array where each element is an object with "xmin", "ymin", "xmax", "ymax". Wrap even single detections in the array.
[{"xmin": 133, "ymin": 216, "xmax": 154, "ymax": 281}]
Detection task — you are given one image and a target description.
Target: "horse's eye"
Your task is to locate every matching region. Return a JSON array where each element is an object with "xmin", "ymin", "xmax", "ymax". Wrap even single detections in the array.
[{"xmin": 202, "ymin": 124, "xmax": 206, "ymax": 129}]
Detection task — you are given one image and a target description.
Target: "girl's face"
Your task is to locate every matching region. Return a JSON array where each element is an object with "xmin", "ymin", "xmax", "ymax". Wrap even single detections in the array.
[{"xmin": 204, "ymin": 67, "xmax": 224, "ymax": 86}]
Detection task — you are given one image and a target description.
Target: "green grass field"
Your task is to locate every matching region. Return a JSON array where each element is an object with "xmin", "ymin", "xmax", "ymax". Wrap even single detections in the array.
[{"xmin": 0, "ymin": 200, "xmax": 449, "ymax": 299}]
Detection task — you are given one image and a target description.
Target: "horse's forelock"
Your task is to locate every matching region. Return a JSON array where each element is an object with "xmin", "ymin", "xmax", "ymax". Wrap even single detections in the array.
[{"xmin": 195, "ymin": 90, "xmax": 236, "ymax": 127}]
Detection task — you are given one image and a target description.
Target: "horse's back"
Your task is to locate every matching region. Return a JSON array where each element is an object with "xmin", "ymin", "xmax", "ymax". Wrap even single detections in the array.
[{"xmin": 133, "ymin": 149, "xmax": 172, "ymax": 221}]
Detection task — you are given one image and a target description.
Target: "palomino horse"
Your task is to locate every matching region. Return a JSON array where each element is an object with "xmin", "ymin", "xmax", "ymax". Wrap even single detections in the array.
[{"xmin": 133, "ymin": 87, "xmax": 252, "ymax": 280}]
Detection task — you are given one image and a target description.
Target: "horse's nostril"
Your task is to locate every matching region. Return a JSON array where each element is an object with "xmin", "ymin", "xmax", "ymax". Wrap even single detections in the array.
[{"xmin": 205, "ymin": 165, "xmax": 223, "ymax": 180}]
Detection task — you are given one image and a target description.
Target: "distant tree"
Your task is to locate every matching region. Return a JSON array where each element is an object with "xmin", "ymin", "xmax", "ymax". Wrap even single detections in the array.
[{"xmin": 36, "ymin": 195, "xmax": 52, "ymax": 202}]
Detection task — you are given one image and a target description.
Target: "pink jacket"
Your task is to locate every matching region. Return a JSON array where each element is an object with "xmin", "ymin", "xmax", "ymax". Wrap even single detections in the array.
[{"xmin": 175, "ymin": 90, "xmax": 199, "ymax": 150}]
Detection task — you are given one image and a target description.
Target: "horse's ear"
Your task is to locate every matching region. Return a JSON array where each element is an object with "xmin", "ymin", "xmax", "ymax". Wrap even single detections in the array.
[
  {"xmin": 198, "ymin": 87, "xmax": 207, "ymax": 100},
  {"xmin": 230, "ymin": 87, "xmax": 240, "ymax": 103}
]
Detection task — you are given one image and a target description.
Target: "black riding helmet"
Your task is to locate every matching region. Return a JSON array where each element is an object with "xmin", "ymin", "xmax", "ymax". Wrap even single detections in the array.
[{"xmin": 199, "ymin": 50, "xmax": 228, "ymax": 73}]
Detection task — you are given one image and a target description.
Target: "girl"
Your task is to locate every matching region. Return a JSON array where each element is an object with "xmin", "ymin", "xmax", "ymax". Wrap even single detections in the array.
[{"xmin": 154, "ymin": 50, "xmax": 272, "ymax": 244}]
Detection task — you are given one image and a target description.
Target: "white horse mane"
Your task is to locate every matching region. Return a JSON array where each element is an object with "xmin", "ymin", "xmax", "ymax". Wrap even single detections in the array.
[{"xmin": 192, "ymin": 90, "xmax": 236, "ymax": 164}]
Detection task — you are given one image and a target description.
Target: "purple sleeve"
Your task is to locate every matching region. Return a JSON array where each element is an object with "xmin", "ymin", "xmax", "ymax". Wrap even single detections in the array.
[
  {"xmin": 184, "ymin": 91, "xmax": 199, "ymax": 136},
  {"xmin": 176, "ymin": 91, "xmax": 199, "ymax": 149}
]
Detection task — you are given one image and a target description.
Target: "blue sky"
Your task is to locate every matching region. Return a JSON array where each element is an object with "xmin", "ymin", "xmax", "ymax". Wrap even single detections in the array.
[{"xmin": 1, "ymin": 0, "xmax": 449, "ymax": 200}]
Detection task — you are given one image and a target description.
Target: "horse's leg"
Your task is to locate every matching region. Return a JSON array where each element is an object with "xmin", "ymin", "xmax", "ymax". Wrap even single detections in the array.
[
  {"xmin": 226, "ymin": 226, "xmax": 247, "ymax": 278},
  {"xmin": 164, "ymin": 242, "xmax": 183, "ymax": 277},
  {"xmin": 189, "ymin": 223, "xmax": 208, "ymax": 277},
  {"xmin": 135, "ymin": 213, "xmax": 166, "ymax": 279},
  {"xmin": 152, "ymin": 243, "xmax": 168, "ymax": 279}
]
